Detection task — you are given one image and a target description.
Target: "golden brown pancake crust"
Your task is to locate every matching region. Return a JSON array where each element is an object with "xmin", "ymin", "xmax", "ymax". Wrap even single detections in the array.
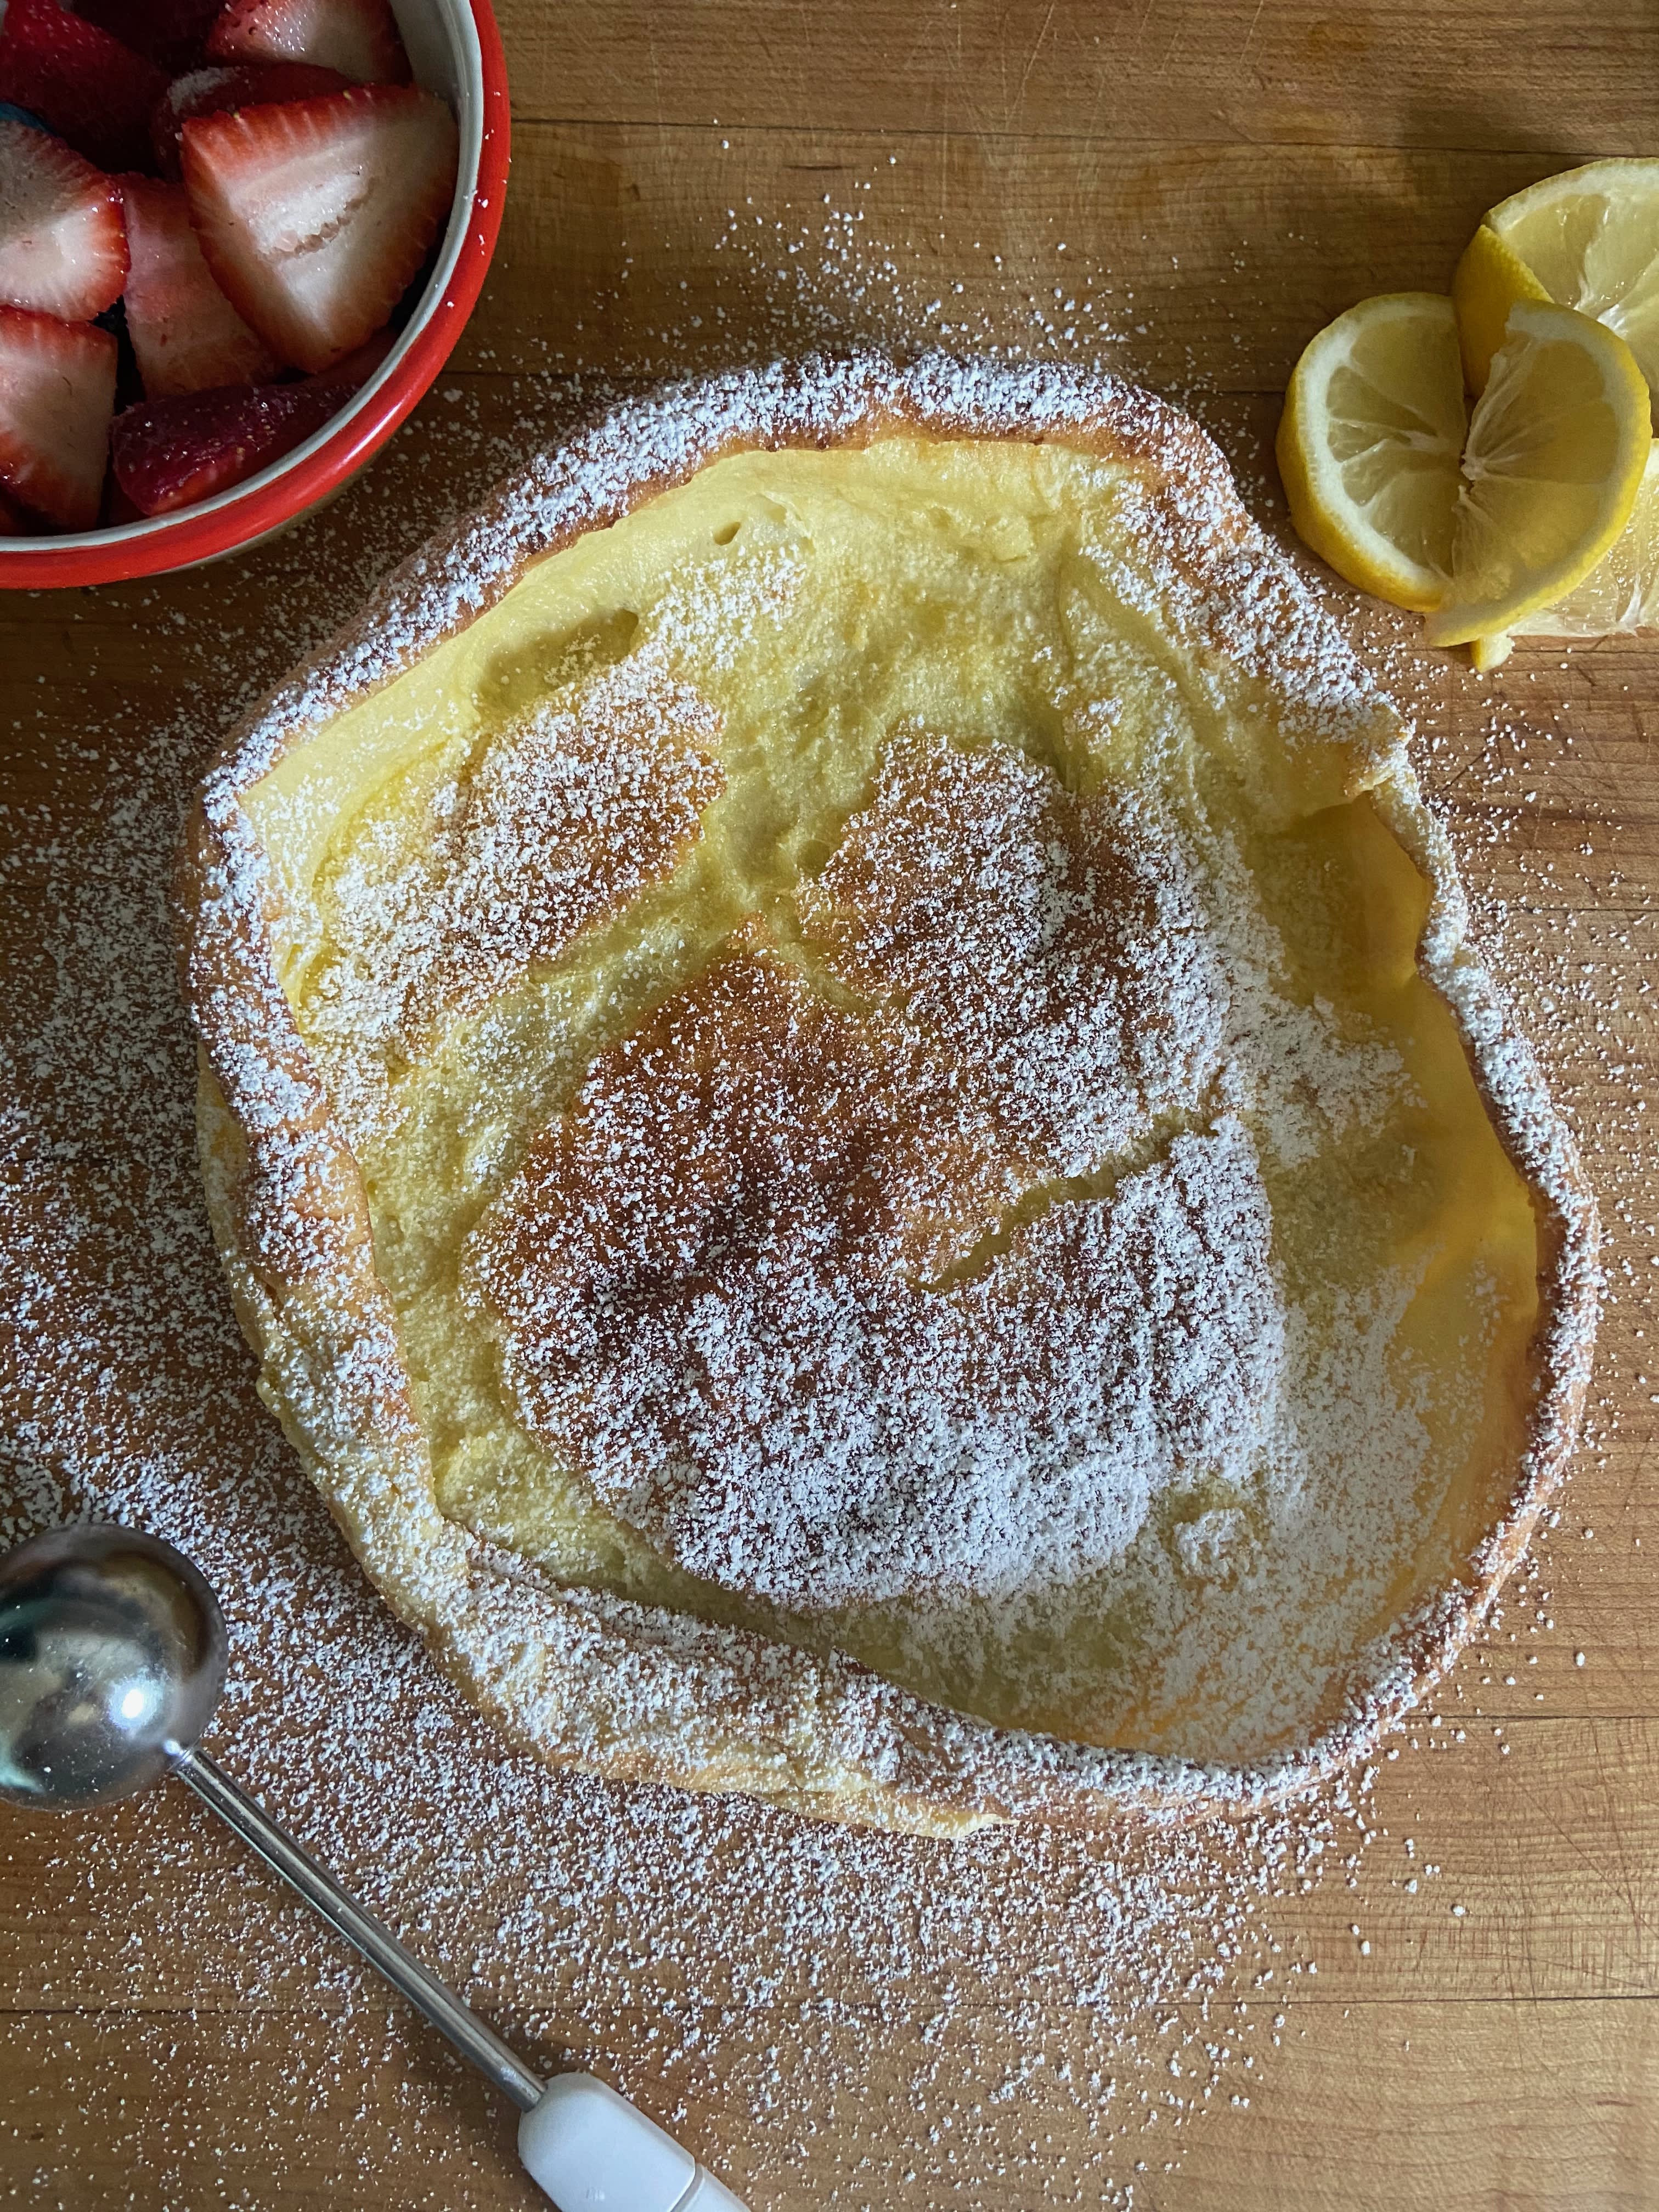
[{"xmin": 177, "ymin": 356, "xmax": 1599, "ymax": 1836}]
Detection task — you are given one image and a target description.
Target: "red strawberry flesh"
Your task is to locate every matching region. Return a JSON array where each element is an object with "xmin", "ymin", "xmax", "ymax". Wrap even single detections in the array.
[
  {"xmin": 0, "ymin": 120, "xmax": 128, "ymax": 320},
  {"xmin": 0, "ymin": 303, "xmax": 117, "ymax": 529},
  {"xmin": 150, "ymin": 60, "xmax": 353, "ymax": 178},
  {"xmin": 75, "ymin": 0, "xmax": 224, "ymax": 74},
  {"xmin": 120, "ymin": 174, "xmax": 276, "ymax": 397},
  {"xmin": 0, "ymin": 0, "xmax": 166, "ymax": 173},
  {"xmin": 181, "ymin": 84, "xmax": 457, "ymax": 373},
  {"xmin": 109, "ymin": 347, "xmax": 378, "ymax": 514},
  {"xmin": 206, "ymin": 0, "xmax": 410, "ymax": 86}
]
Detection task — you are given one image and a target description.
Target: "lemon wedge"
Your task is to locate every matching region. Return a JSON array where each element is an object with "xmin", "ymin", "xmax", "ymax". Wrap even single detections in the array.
[
  {"xmin": 1454, "ymin": 159, "xmax": 1659, "ymax": 396},
  {"xmin": 1276, "ymin": 292, "xmax": 1465, "ymax": 612},
  {"xmin": 1424, "ymin": 299, "xmax": 1650, "ymax": 645}
]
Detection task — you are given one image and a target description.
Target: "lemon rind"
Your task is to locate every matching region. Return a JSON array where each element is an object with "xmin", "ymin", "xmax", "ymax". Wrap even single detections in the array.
[{"xmin": 1452, "ymin": 223, "xmax": 1552, "ymax": 398}]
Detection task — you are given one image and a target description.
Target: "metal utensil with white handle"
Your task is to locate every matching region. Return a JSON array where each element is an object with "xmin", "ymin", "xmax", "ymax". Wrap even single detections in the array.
[{"xmin": 0, "ymin": 1523, "xmax": 746, "ymax": 2212}]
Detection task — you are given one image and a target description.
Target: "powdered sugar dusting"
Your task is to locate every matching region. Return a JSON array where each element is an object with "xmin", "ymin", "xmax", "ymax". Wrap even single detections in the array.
[
  {"xmin": 799, "ymin": 729, "xmax": 1229, "ymax": 1177},
  {"xmin": 178, "ymin": 356, "xmax": 1598, "ymax": 1827},
  {"xmin": 305, "ymin": 659, "xmax": 724, "ymax": 1146},
  {"xmin": 473, "ymin": 984, "xmax": 1282, "ymax": 1611},
  {"xmin": 1, "ymin": 681, "xmax": 1375, "ymax": 2207},
  {"xmin": 468, "ymin": 724, "xmax": 1293, "ymax": 1613},
  {"xmin": 0, "ymin": 350, "xmax": 1618, "ymax": 2204}
]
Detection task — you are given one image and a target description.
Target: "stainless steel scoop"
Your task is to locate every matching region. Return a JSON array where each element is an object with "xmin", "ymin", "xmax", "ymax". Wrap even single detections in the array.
[{"xmin": 0, "ymin": 1523, "xmax": 743, "ymax": 2211}]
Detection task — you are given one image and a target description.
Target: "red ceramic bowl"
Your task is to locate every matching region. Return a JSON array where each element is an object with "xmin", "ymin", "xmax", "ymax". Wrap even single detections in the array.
[{"xmin": 0, "ymin": 0, "xmax": 510, "ymax": 589}]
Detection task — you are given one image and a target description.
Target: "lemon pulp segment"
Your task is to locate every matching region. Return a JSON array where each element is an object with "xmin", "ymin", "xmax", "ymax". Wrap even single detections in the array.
[{"xmin": 1517, "ymin": 438, "xmax": 1659, "ymax": 637}]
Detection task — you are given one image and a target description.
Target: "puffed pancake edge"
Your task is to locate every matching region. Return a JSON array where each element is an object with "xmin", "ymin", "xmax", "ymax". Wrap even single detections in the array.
[{"xmin": 175, "ymin": 353, "xmax": 1599, "ymax": 1838}]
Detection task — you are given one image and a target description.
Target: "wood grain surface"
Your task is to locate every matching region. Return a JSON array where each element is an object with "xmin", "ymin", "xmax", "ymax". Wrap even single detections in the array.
[{"xmin": 3, "ymin": 3, "xmax": 1659, "ymax": 2206}]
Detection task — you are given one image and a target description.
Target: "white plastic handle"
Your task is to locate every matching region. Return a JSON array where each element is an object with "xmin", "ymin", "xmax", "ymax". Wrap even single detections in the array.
[
  {"xmin": 165, "ymin": 1760, "xmax": 736, "ymax": 2205},
  {"xmin": 518, "ymin": 2073, "xmax": 749, "ymax": 2212}
]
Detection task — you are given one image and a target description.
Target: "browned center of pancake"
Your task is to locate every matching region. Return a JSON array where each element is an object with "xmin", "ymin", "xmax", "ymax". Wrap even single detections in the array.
[{"xmin": 462, "ymin": 727, "xmax": 1285, "ymax": 1611}]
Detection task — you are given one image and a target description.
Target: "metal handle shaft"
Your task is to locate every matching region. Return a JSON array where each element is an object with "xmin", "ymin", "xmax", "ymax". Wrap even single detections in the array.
[{"xmin": 173, "ymin": 1744, "xmax": 545, "ymax": 2111}]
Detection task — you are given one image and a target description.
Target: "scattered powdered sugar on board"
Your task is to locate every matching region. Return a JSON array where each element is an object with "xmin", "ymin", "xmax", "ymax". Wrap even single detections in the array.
[
  {"xmin": 0, "ymin": 59, "xmax": 1646, "ymax": 2180},
  {"xmin": 0, "ymin": 355, "xmax": 1640, "ymax": 2209},
  {"xmin": 0, "ymin": 402, "xmax": 1401, "ymax": 2211}
]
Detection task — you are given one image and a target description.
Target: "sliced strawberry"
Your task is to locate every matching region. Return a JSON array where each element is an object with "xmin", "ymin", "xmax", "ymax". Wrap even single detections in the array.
[
  {"xmin": 0, "ymin": 120, "xmax": 128, "ymax": 320},
  {"xmin": 74, "ymin": 0, "xmax": 224, "ymax": 75},
  {"xmin": 119, "ymin": 174, "xmax": 275, "ymax": 397},
  {"xmin": 182, "ymin": 86, "xmax": 456, "ymax": 374},
  {"xmin": 150, "ymin": 60, "xmax": 352, "ymax": 178},
  {"xmin": 0, "ymin": 0, "xmax": 165, "ymax": 174},
  {"xmin": 109, "ymin": 346, "xmax": 375, "ymax": 513},
  {"xmin": 0, "ymin": 304, "xmax": 117, "ymax": 529},
  {"xmin": 206, "ymin": 0, "xmax": 410, "ymax": 86}
]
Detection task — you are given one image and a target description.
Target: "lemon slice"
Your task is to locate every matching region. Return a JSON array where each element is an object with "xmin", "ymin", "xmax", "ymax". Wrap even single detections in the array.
[
  {"xmin": 1276, "ymin": 292, "xmax": 1465, "ymax": 612},
  {"xmin": 1278, "ymin": 292, "xmax": 1649, "ymax": 650},
  {"xmin": 1454, "ymin": 159, "xmax": 1659, "ymax": 396},
  {"xmin": 1475, "ymin": 443, "xmax": 1659, "ymax": 667},
  {"xmin": 1513, "ymin": 439, "xmax": 1659, "ymax": 639},
  {"xmin": 1424, "ymin": 299, "xmax": 1650, "ymax": 646}
]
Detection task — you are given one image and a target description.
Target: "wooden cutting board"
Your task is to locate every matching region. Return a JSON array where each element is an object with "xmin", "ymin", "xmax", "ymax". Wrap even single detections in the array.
[{"xmin": 3, "ymin": 4, "xmax": 1657, "ymax": 2205}]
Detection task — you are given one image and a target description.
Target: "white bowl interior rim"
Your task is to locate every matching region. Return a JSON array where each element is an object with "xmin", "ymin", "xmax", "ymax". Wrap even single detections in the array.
[{"xmin": 4, "ymin": 0, "xmax": 487, "ymax": 559}]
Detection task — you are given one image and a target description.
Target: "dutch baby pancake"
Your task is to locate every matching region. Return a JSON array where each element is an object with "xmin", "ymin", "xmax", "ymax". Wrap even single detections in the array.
[{"xmin": 178, "ymin": 356, "xmax": 1598, "ymax": 1836}]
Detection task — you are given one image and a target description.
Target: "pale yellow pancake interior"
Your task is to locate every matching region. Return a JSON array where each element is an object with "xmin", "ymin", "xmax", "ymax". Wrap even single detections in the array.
[{"xmin": 238, "ymin": 437, "xmax": 1540, "ymax": 1762}]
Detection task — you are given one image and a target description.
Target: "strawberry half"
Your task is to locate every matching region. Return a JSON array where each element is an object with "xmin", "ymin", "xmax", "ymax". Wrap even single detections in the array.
[
  {"xmin": 0, "ymin": 304, "xmax": 117, "ymax": 529},
  {"xmin": 109, "ymin": 343, "xmax": 380, "ymax": 512},
  {"xmin": 206, "ymin": 0, "xmax": 410, "ymax": 86},
  {"xmin": 182, "ymin": 86, "xmax": 456, "ymax": 373},
  {"xmin": 74, "ymin": 0, "xmax": 225, "ymax": 75},
  {"xmin": 0, "ymin": 120, "xmax": 128, "ymax": 320},
  {"xmin": 119, "ymin": 175, "xmax": 276, "ymax": 397},
  {"xmin": 0, "ymin": 0, "xmax": 165, "ymax": 174},
  {"xmin": 151, "ymin": 61, "xmax": 352, "ymax": 179}
]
